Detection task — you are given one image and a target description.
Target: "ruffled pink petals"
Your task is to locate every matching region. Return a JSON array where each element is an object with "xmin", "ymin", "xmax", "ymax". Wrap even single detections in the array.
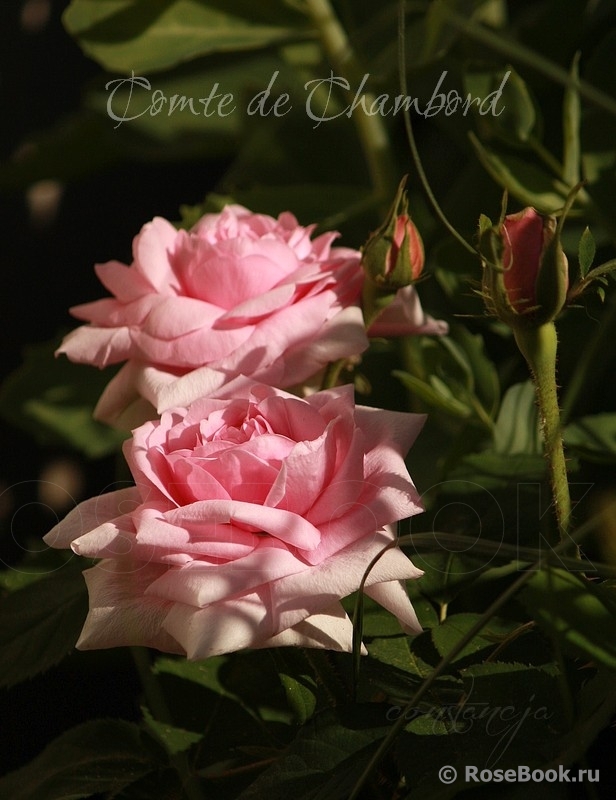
[
  {"xmin": 164, "ymin": 499, "xmax": 322, "ymax": 551},
  {"xmin": 56, "ymin": 205, "xmax": 369, "ymax": 424}
]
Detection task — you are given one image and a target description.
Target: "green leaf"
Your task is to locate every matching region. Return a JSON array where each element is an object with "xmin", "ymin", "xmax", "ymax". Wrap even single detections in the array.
[
  {"xmin": 63, "ymin": 0, "xmax": 310, "ymax": 75},
  {"xmin": 493, "ymin": 381, "xmax": 542, "ymax": 456},
  {"xmin": 421, "ymin": 0, "xmax": 489, "ymax": 64},
  {"xmin": 393, "ymin": 370, "xmax": 472, "ymax": 419},
  {"xmin": 0, "ymin": 720, "xmax": 156, "ymax": 800},
  {"xmin": 407, "ymin": 552, "xmax": 488, "ymax": 606},
  {"xmin": 453, "ymin": 451, "xmax": 547, "ymax": 484},
  {"xmin": 520, "ymin": 568, "xmax": 616, "ymax": 671},
  {"xmin": 431, "ymin": 612, "xmax": 520, "ymax": 663},
  {"xmin": 142, "ymin": 706, "xmax": 203, "ymax": 755},
  {"xmin": 565, "ymin": 412, "xmax": 616, "ymax": 463},
  {"xmin": 450, "ymin": 325, "xmax": 500, "ymax": 417},
  {"xmin": 467, "ymin": 66, "xmax": 540, "ymax": 147},
  {"xmin": 237, "ymin": 707, "xmax": 387, "ymax": 800},
  {"xmin": 278, "ymin": 671, "xmax": 318, "ymax": 725},
  {"xmin": 394, "ymin": 660, "xmax": 564, "ymax": 798},
  {"xmin": 469, "ymin": 132, "xmax": 567, "ymax": 212},
  {"xmin": 0, "ymin": 337, "xmax": 126, "ymax": 458},
  {"xmin": 154, "ymin": 653, "xmax": 235, "ymax": 698},
  {"xmin": 0, "ymin": 563, "xmax": 88, "ymax": 687},
  {"xmin": 87, "ymin": 51, "xmax": 304, "ymax": 155},
  {"xmin": 269, "ymin": 650, "xmax": 318, "ymax": 724},
  {"xmin": 577, "ymin": 226, "xmax": 596, "ymax": 277}
]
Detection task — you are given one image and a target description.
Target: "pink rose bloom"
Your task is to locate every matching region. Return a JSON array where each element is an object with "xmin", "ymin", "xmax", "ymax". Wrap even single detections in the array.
[
  {"xmin": 57, "ymin": 205, "xmax": 368, "ymax": 427},
  {"xmin": 43, "ymin": 384, "xmax": 425, "ymax": 658},
  {"xmin": 56, "ymin": 205, "xmax": 446, "ymax": 428}
]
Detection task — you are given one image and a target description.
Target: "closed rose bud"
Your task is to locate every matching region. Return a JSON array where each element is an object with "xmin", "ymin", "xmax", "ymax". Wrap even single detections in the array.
[
  {"xmin": 361, "ymin": 176, "xmax": 424, "ymax": 291},
  {"xmin": 479, "ymin": 206, "xmax": 569, "ymax": 328}
]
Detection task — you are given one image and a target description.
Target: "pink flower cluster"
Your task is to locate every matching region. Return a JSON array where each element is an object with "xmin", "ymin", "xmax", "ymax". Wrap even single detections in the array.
[{"xmin": 45, "ymin": 204, "xmax": 445, "ymax": 659}]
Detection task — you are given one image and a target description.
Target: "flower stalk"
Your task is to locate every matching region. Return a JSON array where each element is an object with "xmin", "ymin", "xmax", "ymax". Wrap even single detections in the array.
[{"xmin": 513, "ymin": 322, "xmax": 575, "ymax": 553}]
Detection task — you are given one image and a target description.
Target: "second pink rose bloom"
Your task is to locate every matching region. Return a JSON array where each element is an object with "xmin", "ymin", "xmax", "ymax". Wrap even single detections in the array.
[
  {"xmin": 57, "ymin": 204, "xmax": 447, "ymax": 427},
  {"xmin": 43, "ymin": 384, "xmax": 425, "ymax": 658}
]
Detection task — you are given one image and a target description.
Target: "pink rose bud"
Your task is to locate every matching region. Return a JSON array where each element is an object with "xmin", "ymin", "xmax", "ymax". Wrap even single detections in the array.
[
  {"xmin": 361, "ymin": 176, "xmax": 424, "ymax": 291},
  {"xmin": 479, "ymin": 206, "xmax": 569, "ymax": 328}
]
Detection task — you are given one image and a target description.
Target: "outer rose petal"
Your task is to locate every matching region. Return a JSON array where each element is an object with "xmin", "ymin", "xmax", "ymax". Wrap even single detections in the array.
[
  {"xmin": 43, "ymin": 487, "xmax": 141, "ymax": 549},
  {"xmin": 77, "ymin": 560, "xmax": 183, "ymax": 653},
  {"xmin": 256, "ymin": 604, "xmax": 366, "ymax": 653},
  {"xmin": 368, "ymin": 285, "xmax": 449, "ymax": 338}
]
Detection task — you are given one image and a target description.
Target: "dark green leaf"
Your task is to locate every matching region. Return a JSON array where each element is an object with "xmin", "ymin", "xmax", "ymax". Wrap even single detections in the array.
[
  {"xmin": 565, "ymin": 412, "xmax": 616, "ymax": 463},
  {"xmin": 467, "ymin": 66, "xmax": 540, "ymax": 146},
  {"xmin": 469, "ymin": 132, "xmax": 567, "ymax": 212},
  {"xmin": 237, "ymin": 707, "xmax": 387, "ymax": 800},
  {"xmin": 577, "ymin": 226, "xmax": 596, "ymax": 277},
  {"xmin": 407, "ymin": 552, "xmax": 488, "ymax": 606},
  {"xmin": 395, "ymin": 661, "xmax": 564, "ymax": 798},
  {"xmin": 0, "ymin": 337, "xmax": 126, "ymax": 458},
  {"xmin": 0, "ymin": 563, "xmax": 88, "ymax": 687},
  {"xmin": 142, "ymin": 706, "xmax": 203, "ymax": 756},
  {"xmin": 63, "ymin": 0, "xmax": 310, "ymax": 74},
  {"xmin": 431, "ymin": 612, "xmax": 520, "ymax": 662},
  {"xmin": 453, "ymin": 451, "xmax": 547, "ymax": 483},
  {"xmin": 450, "ymin": 325, "xmax": 500, "ymax": 417},
  {"xmin": 269, "ymin": 650, "xmax": 318, "ymax": 724},
  {"xmin": 0, "ymin": 720, "xmax": 156, "ymax": 800},
  {"xmin": 520, "ymin": 568, "xmax": 616, "ymax": 670}
]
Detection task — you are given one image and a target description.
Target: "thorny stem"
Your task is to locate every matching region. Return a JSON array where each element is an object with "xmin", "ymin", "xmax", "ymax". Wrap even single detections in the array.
[
  {"xmin": 303, "ymin": 0, "xmax": 397, "ymax": 203},
  {"xmin": 513, "ymin": 322, "xmax": 577, "ymax": 555}
]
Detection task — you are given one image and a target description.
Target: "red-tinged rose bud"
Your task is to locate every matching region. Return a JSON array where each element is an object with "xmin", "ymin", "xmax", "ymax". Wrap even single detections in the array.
[
  {"xmin": 361, "ymin": 176, "xmax": 424, "ymax": 291},
  {"xmin": 479, "ymin": 206, "xmax": 569, "ymax": 328}
]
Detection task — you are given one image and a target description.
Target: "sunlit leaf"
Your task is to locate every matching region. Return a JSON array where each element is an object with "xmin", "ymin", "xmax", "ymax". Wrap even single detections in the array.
[
  {"xmin": 493, "ymin": 381, "xmax": 541, "ymax": 456},
  {"xmin": 63, "ymin": 0, "xmax": 311, "ymax": 74},
  {"xmin": 520, "ymin": 568, "xmax": 616, "ymax": 671}
]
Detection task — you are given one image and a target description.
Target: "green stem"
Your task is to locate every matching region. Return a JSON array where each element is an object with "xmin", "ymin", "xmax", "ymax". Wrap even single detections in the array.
[
  {"xmin": 131, "ymin": 647, "xmax": 206, "ymax": 800},
  {"xmin": 513, "ymin": 322, "xmax": 575, "ymax": 552},
  {"xmin": 303, "ymin": 0, "xmax": 397, "ymax": 202}
]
